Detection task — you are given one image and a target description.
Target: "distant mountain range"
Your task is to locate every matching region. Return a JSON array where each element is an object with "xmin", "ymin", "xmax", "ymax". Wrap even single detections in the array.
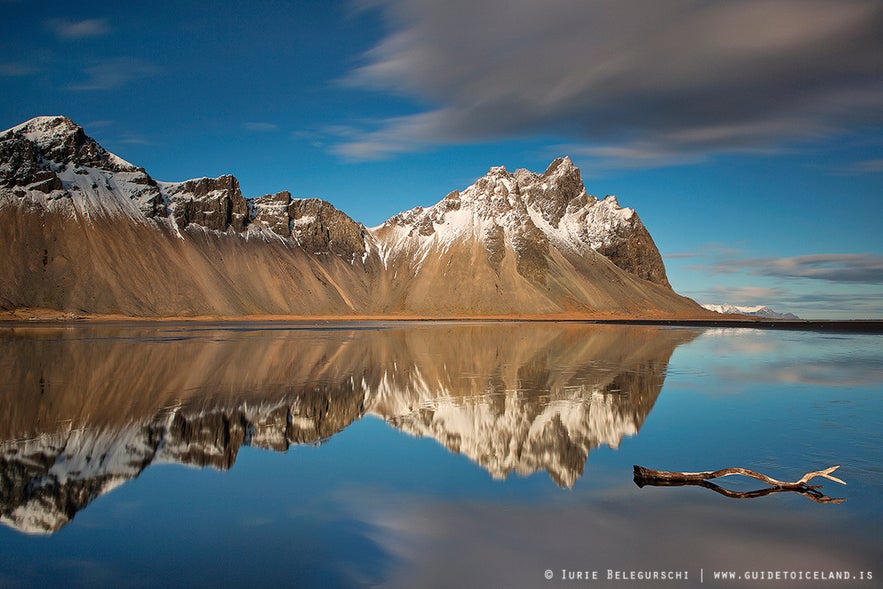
[
  {"xmin": 702, "ymin": 304, "xmax": 800, "ymax": 320},
  {"xmin": 0, "ymin": 116, "xmax": 711, "ymax": 318}
]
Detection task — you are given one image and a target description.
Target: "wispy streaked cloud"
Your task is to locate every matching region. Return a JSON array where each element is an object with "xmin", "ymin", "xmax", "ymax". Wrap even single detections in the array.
[
  {"xmin": 707, "ymin": 285, "xmax": 787, "ymax": 301},
  {"xmin": 717, "ymin": 355, "xmax": 883, "ymax": 387},
  {"xmin": 755, "ymin": 254, "xmax": 883, "ymax": 283},
  {"xmin": 116, "ymin": 135, "xmax": 153, "ymax": 145},
  {"xmin": 696, "ymin": 254, "xmax": 883, "ymax": 284},
  {"xmin": 554, "ymin": 143, "xmax": 706, "ymax": 171},
  {"xmin": 782, "ymin": 291, "xmax": 883, "ymax": 315},
  {"xmin": 45, "ymin": 18, "xmax": 110, "ymax": 40},
  {"xmin": 338, "ymin": 0, "xmax": 883, "ymax": 163},
  {"xmin": 328, "ymin": 113, "xmax": 441, "ymax": 161},
  {"xmin": 66, "ymin": 58, "xmax": 158, "ymax": 91},
  {"xmin": 84, "ymin": 123, "xmax": 154, "ymax": 148},
  {"xmin": 676, "ymin": 243, "xmax": 749, "ymax": 266},
  {"xmin": 839, "ymin": 158, "xmax": 883, "ymax": 175}
]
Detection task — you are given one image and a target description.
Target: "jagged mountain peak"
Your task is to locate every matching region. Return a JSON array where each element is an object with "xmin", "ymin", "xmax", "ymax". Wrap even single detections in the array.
[
  {"xmin": 466, "ymin": 156, "xmax": 581, "ymax": 198},
  {"xmin": 545, "ymin": 154, "xmax": 576, "ymax": 172},
  {"xmin": 5, "ymin": 115, "xmax": 78, "ymax": 138},
  {"xmin": 2, "ymin": 115, "xmax": 138, "ymax": 173},
  {"xmin": 478, "ymin": 155, "xmax": 577, "ymax": 179},
  {"xmin": 436, "ymin": 157, "xmax": 581, "ymax": 213},
  {"xmin": 536, "ymin": 155, "xmax": 580, "ymax": 186},
  {"xmin": 374, "ymin": 156, "xmax": 670, "ymax": 288},
  {"xmin": 486, "ymin": 164, "xmax": 509, "ymax": 175},
  {"xmin": 4, "ymin": 115, "xmax": 80, "ymax": 138},
  {"xmin": 384, "ymin": 157, "xmax": 585, "ymax": 226},
  {"xmin": 0, "ymin": 115, "xmax": 161, "ymax": 219}
]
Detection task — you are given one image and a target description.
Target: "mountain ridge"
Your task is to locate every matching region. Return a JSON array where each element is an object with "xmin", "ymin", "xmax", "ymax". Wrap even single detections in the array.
[
  {"xmin": 702, "ymin": 303, "xmax": 800, "ymax": 320},
  {"xmin": 0, "ymin": 115, "xmax": 712, "ymax": 319}
]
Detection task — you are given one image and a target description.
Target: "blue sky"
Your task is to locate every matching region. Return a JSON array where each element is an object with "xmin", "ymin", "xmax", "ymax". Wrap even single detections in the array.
[{"xmin": 2, "ymin": 0, "xmax": 881, "ymax": 318}]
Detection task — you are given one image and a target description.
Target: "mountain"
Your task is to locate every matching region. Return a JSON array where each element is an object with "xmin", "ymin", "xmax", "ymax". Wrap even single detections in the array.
[
  {"xmin": 370, "ymin": 159, "xmax": 682, "ymax": 315},
  {"xmin": 0, "ymin": 116, "xmax": 710, "ymax": 318},
  {"xmin": 702, "ymin": 304, "xmax": 800, "ymax": 320}
]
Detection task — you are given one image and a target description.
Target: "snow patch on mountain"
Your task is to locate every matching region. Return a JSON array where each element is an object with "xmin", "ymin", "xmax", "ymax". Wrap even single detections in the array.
[
  {"xmin": 702, "ymin": 303, "xmax": 800, "ymax": 320},
  {"xmin": 371, "ymin": 156, "xmax": 666, "ymax": 285}
]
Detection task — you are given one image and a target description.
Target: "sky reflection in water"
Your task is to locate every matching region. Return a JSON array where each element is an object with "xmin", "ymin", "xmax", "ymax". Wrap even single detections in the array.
[{"xmin": 0, "ymin": 323, "xmax": 880, "ymax": 588}]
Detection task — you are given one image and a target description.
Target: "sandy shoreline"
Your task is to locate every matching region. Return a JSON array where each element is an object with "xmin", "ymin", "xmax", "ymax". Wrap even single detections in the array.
[{"xmin": 2, "ymin": 307, "xmax": 881, "ymax": 332}]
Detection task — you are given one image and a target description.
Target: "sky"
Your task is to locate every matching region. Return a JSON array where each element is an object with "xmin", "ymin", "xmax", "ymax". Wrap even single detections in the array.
[{"xmin": 1, "ymin": 0, "xmax": 881, "ymax": 318}]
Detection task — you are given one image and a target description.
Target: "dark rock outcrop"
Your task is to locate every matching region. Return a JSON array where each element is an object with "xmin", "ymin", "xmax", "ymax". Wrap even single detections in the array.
[
  {"xmin": 289, "ymin": 198, "xmax": 368, "ymax": 260},
  {"xmin": 167, "ymin": 175, "xmax": 250, "ymax": 232},
  {"xmin": 520, "ymin": 157, "xmax": 588, "ymax": 227},
  {"xmin": 252, "ymin": 190, "xmax": 292, "ymax": 237},
  {"xmin": 0, "ymin": 134, "xmax": 60, "ymax": 192},
  {"xmin": 593, "ymin": 213, "xmax": 670, "ymax": 287}
]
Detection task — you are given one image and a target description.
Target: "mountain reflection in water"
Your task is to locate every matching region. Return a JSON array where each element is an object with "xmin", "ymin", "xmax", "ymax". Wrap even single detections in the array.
[{"xmin": 0, "ymin": 322, "xmax": 697, "ymax": 535}]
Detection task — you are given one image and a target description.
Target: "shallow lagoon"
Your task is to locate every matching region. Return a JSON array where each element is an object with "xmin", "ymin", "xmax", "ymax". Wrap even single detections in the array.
[{"xmin": 0, "ymin": 322, "xmax": 880, "ymax": 588}]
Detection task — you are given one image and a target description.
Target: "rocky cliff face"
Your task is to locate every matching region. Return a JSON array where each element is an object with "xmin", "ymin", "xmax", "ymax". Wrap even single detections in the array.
[
  {"xmin": 0, "ymin": 116, "xmax": 708, "ymax": 318},
  {"xmin": 289, "ymin": 198, "xmax": 370, "ymax": 261},
  {"xmin": 251, "ymin": 190, "xmax": 293, "ymax": 236},
  {"xmin": 165, "ymin": 175, "xmax": 250, "ymax": 232},
  {"xmin": 376, "ymin": 157, "xmax": 670, "ymax": 287}
]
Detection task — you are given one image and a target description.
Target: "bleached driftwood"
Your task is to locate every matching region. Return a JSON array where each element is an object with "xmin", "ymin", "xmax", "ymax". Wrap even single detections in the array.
[
  {"xmin": 633, "ymin": 465, "xmax": 845, "ymax": 487},
  {"xmin": 633, "ymin": 465, "xmax": 846, "ymax": 504}
]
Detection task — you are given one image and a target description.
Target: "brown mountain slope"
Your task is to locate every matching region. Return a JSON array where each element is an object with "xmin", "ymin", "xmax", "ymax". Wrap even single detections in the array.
[{"xmin": 0, "ymin": 206, "xmax": 377, "ymax": 316}]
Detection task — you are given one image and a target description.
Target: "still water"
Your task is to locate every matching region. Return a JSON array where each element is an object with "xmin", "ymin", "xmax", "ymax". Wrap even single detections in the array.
[{"xmin": 0, "ymin": 322, "xmax": 880, "ymax": 588}]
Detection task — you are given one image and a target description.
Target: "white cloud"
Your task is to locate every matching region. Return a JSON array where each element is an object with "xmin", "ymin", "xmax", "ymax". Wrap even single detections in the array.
[
  {"xmin": 66, "ymin": 58, "xmax": 158, "ymax": 91},
  {"xmin": 696, "ymin": 254, "xmax": 883, "ymax": 284},
  {"xmin": 45, "ymin": 18, "xmax": 110, "ymax": 40},
  {"xmin": 702, "ymin": 285, "xmax": 788, "ymax": 306},
  {"xmin": 841, "ymin": 158, "xmax": 883, "ymax": 175},
  {"xmin": 757, "ymin": 254, "xmax": 883, "ymax": 283},
  {"xmin": 339, "ymin": 0, "xmax": 883, "ymax": 164}
]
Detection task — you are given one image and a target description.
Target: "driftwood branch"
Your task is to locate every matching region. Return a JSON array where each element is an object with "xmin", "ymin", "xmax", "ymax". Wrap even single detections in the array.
[{"xmin": 633, "ymin": 465, "xmax": 846, "ymax": 504}]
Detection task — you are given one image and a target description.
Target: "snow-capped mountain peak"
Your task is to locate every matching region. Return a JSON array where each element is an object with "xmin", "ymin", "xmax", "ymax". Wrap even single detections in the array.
[
  {"xmin": 1, "ymin": 115, "xmax": 164, "ymax": 219},
  {"xmin": 3, "ymin": 115, "xmax": 138, "ymax": 172},
  {"xmin": 702, "ymin": 303, "xmax": 800, "ymax": 320},
  {"xmin": 374, "ymin": 155, "xmax": 669, "ymax": 287},
  {"xmin": 6, "ymin": 115, "xmax": 78, "ymax": 141}
]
